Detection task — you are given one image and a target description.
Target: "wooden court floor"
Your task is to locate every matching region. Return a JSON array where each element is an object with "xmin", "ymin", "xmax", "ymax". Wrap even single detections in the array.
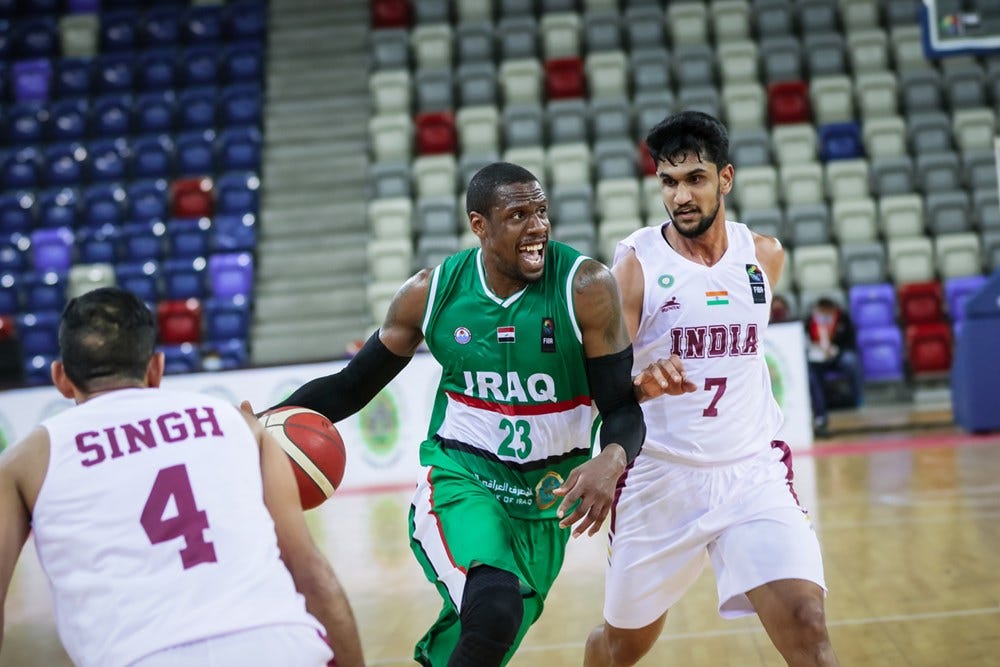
[{"xmin": 3, "ymin": 423, "xmax": 999, "ymax": 666}]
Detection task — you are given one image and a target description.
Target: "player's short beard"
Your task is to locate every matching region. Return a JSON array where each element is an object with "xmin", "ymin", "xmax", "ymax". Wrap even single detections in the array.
[{"xmin": 670, "ymin": 187, "xmax": 722, "ymax": 239}]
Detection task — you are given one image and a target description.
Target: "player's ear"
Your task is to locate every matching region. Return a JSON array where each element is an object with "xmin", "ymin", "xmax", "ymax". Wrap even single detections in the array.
[
  {"xmin": 719, "ymin": 163, "xmax": 734, "ymax": 195},
  {"xmin": 50, "ymin": 360, "xmax": 77, "ymax": 399},
  {"xmin": 469, "ymin": 210, "xmax": 488, "ymax": 240},
  {"xmin": 145, "ymin": 352, "xmax": 165, "ymax": 388}
]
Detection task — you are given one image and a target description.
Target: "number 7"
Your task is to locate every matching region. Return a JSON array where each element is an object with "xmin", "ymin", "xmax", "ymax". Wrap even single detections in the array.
[{"xmin": 703, "ymin": 377, "xmax": 727, "ymax": 417}]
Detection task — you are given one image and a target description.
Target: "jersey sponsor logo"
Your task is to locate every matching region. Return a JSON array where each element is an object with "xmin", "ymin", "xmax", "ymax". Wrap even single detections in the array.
[
  {"xmin": 535, "ymin": 470, "xmax": 564, "ymax": 510},
  {"xmin": 497, "ymin": 325, "xmax": 516, "ymax": 343},
  {"xmin": 705, "ymin": 290, "xmax": 729, "ymax": 306},
  {"xmin": 461, "ymin": 370, "xmax": 558, "ymax": 403},
  {"xmin": 657, "ymin": 274, "xmax": 675, "ymax": 288},
  {"xmin": 75, "ymin": 406, "xmax": 224, "ymax": 467},
  {"xmin": 454, "ymin": 326, "xmax": 472, "ymax": 344},
  {"xmin": 541, "ymin": 317, "xmax": 556, "ymax": 353},
  {"xmin": 668, "ymin": 323, "xmax": 759, "ymax": 358},
  {"xmin": 747, "ymin": 264, "xmax": 767, "ymax": 304},
  {"xmin": 660, "ymin": 296, "xmax": 681, "ymax": 312}
]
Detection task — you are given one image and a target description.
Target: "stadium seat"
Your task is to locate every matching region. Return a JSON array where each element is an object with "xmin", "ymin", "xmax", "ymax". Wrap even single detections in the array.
[
  {"xmin": 225, "ymin": 0, "xmax": 266, "ymax": 42},
  {"xmin": 733, "ymin": 165, "xmax": 778, "ymax": 211},
  {"xmin": 847, "ymin": 28, "xmax": 888, "ymax": 74},
  {"xmin": 5, "ymin": 103, "xmax": 45, "ymax": 146},
  {"xmin": 870, "ymin": 155, "xmax": 915, "ymax": 196},
  {"xmin": 0, "ymin": 271, "xmax": 20, "ymax": 314},
  {"xmin": 22, "ymin": 270, "xmax": 68, "ymax": 313},
  {"xmin": 1, "ymin": 147, "xmax": 42, "ymax": 191},
  {"xmin": 540, "ymin": 12, "xmax": 581, "ymax": 59},
  {"xmin": 456, "ymin": 62, "xmax": 498, "ymax": 108},
  {"xmin": 415, "ymin": 111, "xmax": 457, "ymax": 155},
  {"xmin": 36, "ymin": 187, "xmax": 80, "ymax": 230},
  {"xmin": 222, "ymin": 41, "xmax": 264, "ymax": 84},
  {"xmin": 126, "ymin": 179, "xmax": 170, "ymax": 222},
  {"xmin": 176, "ymin": 129, "xmax": 216, "ymax": 176},
  {"xmin": 178, "ymin": 86, "xmax": 218, "ymax": 130},
  {"xmin": 172, "ymin": 177, "xmax": 214, "ymax": 219},
  {"xmin": 416, "ymin": 234, "xmax": 461, "ymax": 271},
  {"xmin": 53, "ymin": 58, "xmax": 92, "ymax": 98},
  {"xmin": 208, "ymin": 252, "xmax": 253, "ymax": 299},
  {"xmin": 754, "ymin": 0, "xmax": 794, "ymax": 40},
  {"xmin": 159, "ymin": 343, "xmax": 202, "ymax": 375},
  {"xmin": 585, "ymin": 51, "xmax": 628, "ymax": 100},
  {"xmin": 951, "ymin": 108, "xmax": 996, "ymax": 154},
  {"xmin": 220, "ymin": 83, "xmax": 262, "ymax": 128},
  {"xmin": 729, "ymin": 128, "xmax": 772, "ymax": 168},
  {"xmin": 809, "ymin": 75, "xmax": 854, "ymax": 125},
  {"xmin": 91, "ymin": 93, "xmax": 132, "ymax": 137},
  {"xmin": 369, "ymin": 161, "xmax": 412, "ymax": 199},
  {"xmin": 16, "ymin": 310, "xmax": 60, "ymax": 356},
  {"xmin": 850, "ymin": 283, "xmax": 897, "ymax": 329},
  {"xmin": 855, "ymin": 71, "xmax": 898, "ymax": 120},
  {"xmin": 214, "ymin": 171, "xmax": 260, "ymax": 216},
  {"xmin": 792, "ymin": 244, "xmax": 840, "ymax": 291},
  {"xmin": 133, "ymin": 91, "xmax": 175, "ymax": 135},
  {"xmin": 863, "ymin": 116, "xmax": 907, "ymax": 158},
  {"xmin": 369, "ymin": 70, "xmax": 411, "ymax": 115},
  {"xmin": 42, "ymin": 142, "xmax": 86, "ymax": 187},
  {"xmin": 824, "ymin": 159, "xmax": 869, "ymax": 201},
  {"xmin": 414, "ymin": 68, "xmax": 454, "ymax": 113},
  {"xmin": 166, "ymin": 217, "xmax": 211, "ymax": 258},
  {"xmin": 667, "ymin": 2, "xmax": 708, "ymax": 46},
  {"xmin": 140, "ymin": 6, "xmax": 182, "ymax": 47},
  {"xmin": 67, "ymin": 262, "xmax": 116, "ymax": 299},
  {"xmin": 856, "ymin": 324, "xmax": 905, "ymax": 381},
  {"xmin": 962, "ymin": 150, "xmax": 998, "ymax": 192},
  {"xmin": 630, "ymin": 47, "xmax": 672, "ymax": 97},
  {"xmin": 76, "ymin": 224, "xmax": 119, "ymax": 264},
  {"xmin": 545, "ymin": 57, "xmax": 586, "ymax": 100},
  {"xmin": 368, "ymin": 238, "xmax": 412, "ymax": 282},
  {"xmin": 456, "ymin": 20, "xmax": 494, "ymax": 64},
  {"xmin": 94, "ymin": 54, "xmax": 134, "ymax": 94},
  {"xmin": 413, "ymin": 155, "xmax": 457, "ymax": 198},
  {"xmin": 218, "ymin": 126, "xmax": 261, "ymax": 173},
  {"xmin": 786, "ymin": 203, "xmax": 831, "ymax": 246},
  {"xmin": 711, "ymin": 0, "xmax": 750, "ymax": 41},
  {"xmin": 742, "ymin": 208, "xmax": 784, "ymax": 238},
  {"xmin": 136, "ymin": 47, "xmax": 177, "ymax": 91},
  {"xmin": 779, "ymin": 162, "xmax": 824, "ymax": 205},
  {"xmin": 974, "ymin": 188, "xmax": 1000, "ymax": 231},
  {"xmin": 200, "ymin": 338, "xmax": 247, "ymax": 370},
  {"xmin": 162, "ymin": 257, "xmax": 207, "ymax": 300},
  {"xmin": 178, "ymin": 45, "xmax": 218, "ymax": 88},
  {"xmin": 944, "ymin": 274, "xmax": 988, "ymax": 323},
  {"xmin": 597, "ymin": 217, "xmax": 642, "ymax": 264},
  {"xmin": 100, "ymin": 9, "xmax": 138, "ymax": 52},
  {"xmin": 722, "ymin": 82, "xmax": 766, "ymax": 131},
  {"xmin": 48, "ymin": 98, "xmax": 88, "ymax": 142},
  {"xmin": 818, "ymin": 122, "xmax": 864, "ymax": 161},
  {"xmin": 0, "ymin": 233, "xmax": 29, "ymax": 273},
  {"xmin": 547, "ymin": 143, "xmax": 591, "ymax": 188},
  {"xmin": 30, "ymin": 227, "xmax": 74, "ymax": 272},
  {"xmin": 81, "ymin": 182, "xmax": 126, "ymax": 229},
  {"xmin": 760, "ymin": 36, "xmax": 803, "ymax": 84},
  {"xmin": 210, "ymin": 213, "xmax": 256, "ymax": 252},
  {"xmin": 590, "ymin": 97, "xmax": 632, "ymax": 141},
  {"xmin": 841, "ymin": 241, "xmax": 888, "ymax": 286},
  {"xmin": 908, "ymin": 111, "xmax": 953, "ymax": 154},
  {"xmin": 371, "ymin": 0, "xmax": 411, "ymax": 28},
  {"xmin": 59, "ymin": 14, "xmax": 98, "ymax": 58},
  {"xmin": 878, "ymin": 194, "xmax": 924, "ymax": 239},
  {"xmin": 767, "ymin": 81, "xmax": 810, "ymax": 126},
  {"xmin": 935, "ymin": 233, "xmax": 982, "ymax": 279},
  {"xmin": 115, "ymin": 260, "xmax": 161, "ymax": 303},
  {"xmin": 11, "ymin": 58, "xmax": 52, "ymax": 102},
  {"xmin": 898, "ymin": 280, "xmax": 944, "ymax": 325},
  {"xmin": 925, "ymin": 190, "xmax": 972, "ymax": 236},
  {"xmin": 803, "ymin": 31, "xmax": 846, "ymax": 77},
  {"xmin": 899, "ymin": 67, "xmax": 944, "ymax": 115},
  {"xmin": 203, "ymin": 296, "xmax": 250, "ymax": 342},
  {"xmin": 623, "ymin": 6, "xmax": 665, "ymax": 50},
  {"xmin": 184, "ymin": 5, "xmax": 224, "ymax": 44},
  {"xmin": 497, "ymin": 15, "xmax": 538, "ymax": 60},
  {"xmin": 596, "ymin": 178, "xmax": 641, "ymax": 221},
  {"xmin": 157, "ymin": 299, "xmax": 202, "ymax": 345},
  {"xmin": 411, "ymin": 23, "xmax": 453, "ymax": 70},
  {"xmin": 0, "ymin": 192, "xmax": 34, "ymax": 234},
  {"xmin": 888, "ymin": 237, "xmax": 935, "ymax": 284},
  {"xmin": 119, "ymin": 221, "xmax": 166, "ymax": 262},
  {"xmin": 415, "ymin": 196, "xmax": 458, "ymax": 236},
  {"xmin": 943, "ymin": 60, "xmax": 986, "ymax": 109},
  {"xmin": 905, "ymin": 321, "xmax": 952, "ymax": 375},
  {"xmin": 130, "ymin": 134, "xmax": 175, "ymax": 180},
  {"xmin": 583, "ymin": 9, "xmax": 622, "ymax": 54},
  {"xmin": 673, "ymin": 43, "xmax": 716, "ymax": 90}
]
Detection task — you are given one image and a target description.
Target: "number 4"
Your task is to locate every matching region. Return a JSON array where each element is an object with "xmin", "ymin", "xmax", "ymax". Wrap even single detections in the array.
[
  {"xmin": 703, "ymin": 377, "xmax": 727, "ymax": 417},
  {"xmin": 140, "ymin": 464, "xmax": 217, "ymax": 570}
]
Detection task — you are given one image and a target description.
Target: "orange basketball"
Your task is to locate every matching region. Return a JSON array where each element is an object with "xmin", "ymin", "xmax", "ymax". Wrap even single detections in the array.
[{"xmin": 261, "ymin": 406, "xmax": 347, "ymax": 510}]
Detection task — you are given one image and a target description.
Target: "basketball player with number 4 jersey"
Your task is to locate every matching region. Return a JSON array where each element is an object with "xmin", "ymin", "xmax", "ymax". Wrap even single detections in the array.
[
  {"xmin": 583, "ymin": 112, "xmax": 841, "ymax": 667},
  {"xmin": 0, "ymin": 288, "xmax": 364, "ymax": 667}
]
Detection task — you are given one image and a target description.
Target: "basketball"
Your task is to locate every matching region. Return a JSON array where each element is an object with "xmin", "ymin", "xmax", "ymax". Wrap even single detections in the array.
[{"xmin": 260, "ymin": 406, "xmax": 347, "ymax": 510}]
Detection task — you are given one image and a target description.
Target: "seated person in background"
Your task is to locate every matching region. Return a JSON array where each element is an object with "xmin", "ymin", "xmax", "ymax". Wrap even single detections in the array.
[
  {"xmin": 805, "ymin": 297, "xmax": 863, "ymax": 436},
  {"xmin": 769, "ymin": 293, "xmax": 794, "ymax": 323}
]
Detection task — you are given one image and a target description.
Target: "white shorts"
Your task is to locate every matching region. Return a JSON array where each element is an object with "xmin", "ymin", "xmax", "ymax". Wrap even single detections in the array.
[
  {"xmin": 131, "ymin": 623, "xmax": 333, "ymax": 667},
  {"xmin": 603, "ymin": 442, "xmax": 826, "ymax": 629}
]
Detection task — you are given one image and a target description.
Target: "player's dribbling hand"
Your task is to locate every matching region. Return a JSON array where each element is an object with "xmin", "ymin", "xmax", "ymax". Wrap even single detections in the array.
[
  {"xmin": 553, "ymin": 444, "xmax": 627, "ymax": 538},
  {"xmin": 633, "ymin": 355, "xmax": 698, "ymax": 400}
]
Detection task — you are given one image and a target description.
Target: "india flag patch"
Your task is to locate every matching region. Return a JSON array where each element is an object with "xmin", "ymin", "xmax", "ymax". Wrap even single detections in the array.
[{"xmin": 705, "ymin": 290, "xmax": 729, "ymax": 306}]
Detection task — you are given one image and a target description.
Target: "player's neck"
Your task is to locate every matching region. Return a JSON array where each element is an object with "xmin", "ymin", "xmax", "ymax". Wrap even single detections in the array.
[{"xmin": 663, "ymin": 219, "xmax": 728, "ymax": 267}]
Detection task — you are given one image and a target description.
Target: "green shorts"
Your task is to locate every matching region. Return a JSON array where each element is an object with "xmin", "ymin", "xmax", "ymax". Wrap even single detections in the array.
[{"xmin": 408, "ymin": 461, "xmax": 570, "ymax": 666}]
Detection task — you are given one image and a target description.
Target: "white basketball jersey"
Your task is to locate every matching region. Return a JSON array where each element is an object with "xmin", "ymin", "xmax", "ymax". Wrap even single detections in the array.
[
  {"xmin": 34, "ymin": 388, "xmax": 323, "ymax": 667},
  {"xmin": 615, "ymin": 221, "xmax": 783, "ymax": 464}
]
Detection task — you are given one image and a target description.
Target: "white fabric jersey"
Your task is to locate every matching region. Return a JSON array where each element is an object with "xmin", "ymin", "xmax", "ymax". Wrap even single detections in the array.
[
  {"xmin": 33, "ymin": 388, "xmax": 324, "ymax": 667},
  {"xmin": 614, "ymin": 220, "xmax": 783, "ymax": 464}
]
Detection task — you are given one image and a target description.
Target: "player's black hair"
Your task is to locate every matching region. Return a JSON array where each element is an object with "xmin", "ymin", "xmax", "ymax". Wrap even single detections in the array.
[
  {"xmin": 59, "ymin": 287, "xmax": 157, "ymax": 392},
  {"xmin": 465, "ymin": 162, "xmax": 541, "ymax": 216},
  {"xmin": 645, "ymin": 110, "xmax": 730, "ymax": 171}
]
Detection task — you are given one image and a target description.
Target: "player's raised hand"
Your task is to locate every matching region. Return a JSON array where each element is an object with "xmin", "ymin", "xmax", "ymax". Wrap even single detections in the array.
[
  {"xmin": 633, "ymin": 355, "xmax": 698, "ymax": 401},
  {"xmin": 553, "ymin": 444, "xmax": 627, "ymax": 538}
]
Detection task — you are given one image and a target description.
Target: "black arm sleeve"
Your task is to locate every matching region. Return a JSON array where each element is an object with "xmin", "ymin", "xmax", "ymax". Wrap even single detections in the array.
[
  {"xmin": 586, "ymin": 345, "xmax": 646, "ymax": 465},
  {"xmin": 270, "ymin": 331, "xmax": 411, "ymax": 423}
]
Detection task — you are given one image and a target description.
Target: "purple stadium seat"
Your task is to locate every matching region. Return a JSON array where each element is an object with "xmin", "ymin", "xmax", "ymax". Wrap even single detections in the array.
[
  {"xmin": 14, "ymin": 18, "xmax": 58, "ymax": 59},
  {"xmin": 2, "ymin": 147, "xmax": 42, "ymax": 190},
  {"xmin": 0, "ymin": 234, "xmax": 29, "ymax": 273},
  {"xmin": 37, "ymin": 187, "xmax": 80, "ymax": 229},
  {"xmin": 141, "ymin": 6, "xmax": 183, "ymax": 48},
  {"xmin": 118, "ymin": 221, "xmax": 166, "ymax": 262},
  {"xmin": 208, "ymin": 252, "xmax": 253, "ymax": 298},
  {"xmin": 0, "ymin": 192, "xmax": 34, "ymax": 234},
  {"xmin": 945, "ymin": 275, "xmax": 988, "ymax": 323},
  {"xmin": 0, "ymin": 270, "xmax": 21, "ymax": 314},
  {"xmin": 856, "ymin": 324, "xmax": 905, "ymax": 382},
  {"xmin": 176, "ymin": 129, "xmax": 216, "ymax": 176},
  {"xmin": 43, "ymin": 142, "xmax": 87, "ymax": 187},
  {"xmin": 215, "ymin": 171, "xmax": 259, "ymax": 215},
  {"xmin": 819, "ymin": 122, "xmax": 864, "ymax": 161},
  {"xmin": 16, "ymin": 310, "xmax": 61, "ymax": 356},
  {"xmin": 30, "ymin": 227, "xmax": 74, "ymax": 272},
  {"xmin": 115, "ymin": 260, "xmax": 161, "ymax": 303},
  {"xmin": 162, "ymin": 256, "xmax": 207, "ymax": 299},
  {"xmin": 136, "ymin": 47, "xmax": 178, "ymax": 91},
  {"xmin": 22, "ymin": 270, "xmax": 68, "ymax": 312}
]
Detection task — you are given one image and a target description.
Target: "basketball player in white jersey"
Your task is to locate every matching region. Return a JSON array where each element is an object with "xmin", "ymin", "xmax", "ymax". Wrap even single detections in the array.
[
  {"xmin": 584, "ymin": 112, "xmax": 840, "ymax": 666},
  {"xmin": 0, "ymin": 287, "xmax": 364, "ymax": 667}
]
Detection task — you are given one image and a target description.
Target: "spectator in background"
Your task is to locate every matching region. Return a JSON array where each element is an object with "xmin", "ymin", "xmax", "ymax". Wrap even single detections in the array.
[
  {"xmin": 770, "ymin": 294, "xmax": 794, "ymax": 323},
  {"xmin": 805, "ymin": 297, "xmax": 863, "ymax": 436}
]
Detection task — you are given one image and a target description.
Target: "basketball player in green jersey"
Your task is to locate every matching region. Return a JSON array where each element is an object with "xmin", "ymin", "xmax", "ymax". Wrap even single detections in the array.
[{"xmin": 271, "ymin": 162, "xmax": 646, "ymax": 666}]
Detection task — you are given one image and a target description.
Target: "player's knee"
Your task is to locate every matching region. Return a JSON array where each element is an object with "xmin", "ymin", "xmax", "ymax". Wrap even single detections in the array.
[
  {"xmin": 605, "ymin": 629, "xmax": 654, "ymax": 666},
  {"xmin": 459, "ymin": 567, "xmax": 524, "ymax": 645},
  {"xmin": 789, "ymin": 599, "xmax": 830, "ymax": 649}
]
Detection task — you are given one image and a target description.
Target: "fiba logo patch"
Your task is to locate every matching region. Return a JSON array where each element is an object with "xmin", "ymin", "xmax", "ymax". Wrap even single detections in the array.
[
  {"xmin": 535, "ymin": 471, "xmax": 564, "ymax": 510},
  {"xmin": 359, "ymin": 390, "xmax": 401, "ymax": 466},
  {"xmin": 454, "ymin": 326, "xmax": 472, "ymax": 345}
]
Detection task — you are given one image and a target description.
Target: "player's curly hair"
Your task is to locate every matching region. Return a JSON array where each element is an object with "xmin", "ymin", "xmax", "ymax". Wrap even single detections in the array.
[
  {"xmin": 59, "ymin": 287, "xmax": 156, "ymax": 391},
  {"xmin": 466, "ymin": 162, "xmax": 541, "ymax": 216},
  {"xmin": 645, "ymin": 110, "xmax": 731, "ymax": 171}
]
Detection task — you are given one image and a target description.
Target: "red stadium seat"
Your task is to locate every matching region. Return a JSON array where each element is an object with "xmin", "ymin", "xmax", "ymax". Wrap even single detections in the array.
[
  {"xmin": 172, "ymin": 177, "xmax": 214, "ymax": 219},
  {"xmin": 638, "ymin": 140, "xmax": 656, "ymax": 176},
  {"xmin": 905, "ymin": 321, "xmax": 952, "ymax": 375},
  {"xmin": 767, "ymin": 81, "xmax": 811, "ymax": 125},
  {"xmin": 157, "ymin": 298, "xmax": 202, "ymax": 345},
  {"xmin": 898, "ymin": 281, "xmax": 944, "ymax": 325},
  {"xmin": 371, "ymin": 0, "xmax": 410, "ymax": 28},
  {"xmin": 545, "ymin": 57, "xmax": 586, "ymax": 100},
  {"xmin": 415, "ymin": 111, "xmax": 457, "ymax": 155}
]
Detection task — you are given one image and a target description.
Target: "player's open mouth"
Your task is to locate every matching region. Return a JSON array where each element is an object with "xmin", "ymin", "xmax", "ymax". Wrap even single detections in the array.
[
  {"xmin": 519, "ymin": 241, "xmax": 545, "ymax": 269},
  {"xmin": 675, "ymin": 208, "xmax": 699, "ymax": 219}
]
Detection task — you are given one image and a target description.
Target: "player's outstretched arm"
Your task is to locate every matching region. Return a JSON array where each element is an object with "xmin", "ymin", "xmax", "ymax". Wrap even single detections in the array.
[
  {"xmin": 270, "ymin": 269, "xmax": 433, "ymax": 423},
  {"xmin": 0, "ymin": 428, "xmax": 47, "ymax": 652},
  {"xmin": 554, "ymin": 259, "xmax": 646, "ymax": 538},
  {"xmin": 251, "ymin": 413, "xmax": 365, "ymax": 667}
]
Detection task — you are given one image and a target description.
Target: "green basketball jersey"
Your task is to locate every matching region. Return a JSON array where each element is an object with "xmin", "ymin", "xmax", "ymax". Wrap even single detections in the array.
[{"xmin": 420, "ymin": 241, "xmax": 595, "ymax": 520}]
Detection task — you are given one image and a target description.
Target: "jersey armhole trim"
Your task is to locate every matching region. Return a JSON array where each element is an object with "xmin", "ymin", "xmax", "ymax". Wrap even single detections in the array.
[
  {"xmin": 565, "ymin": 254, "xmax": 587, "ymax": 344},
  {"xmin": 420, "ymin": 264, "xmax": 442, "ymax": 335}
]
